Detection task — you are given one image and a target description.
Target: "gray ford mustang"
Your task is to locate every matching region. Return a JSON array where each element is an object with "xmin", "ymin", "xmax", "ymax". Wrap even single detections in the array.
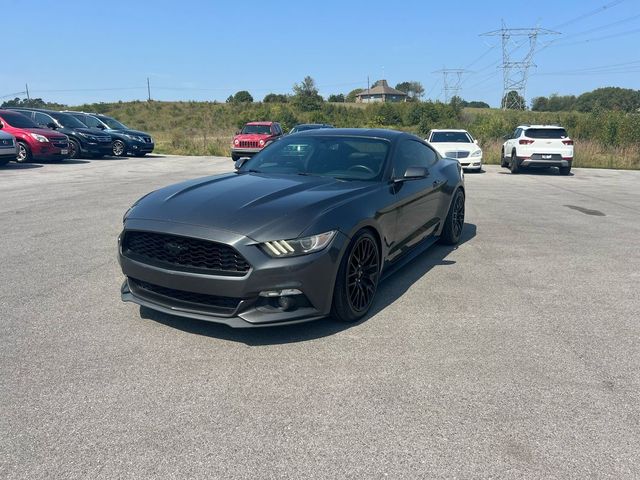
[{"xmin": 118, "ymin": 129, "xmax": 465, "ymax": 328}]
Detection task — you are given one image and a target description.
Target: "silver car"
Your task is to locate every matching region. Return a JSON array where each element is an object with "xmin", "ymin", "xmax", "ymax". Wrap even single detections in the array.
[{"xmin": 0, "ymin": 130, "xmax": 17, "ymax": 166}]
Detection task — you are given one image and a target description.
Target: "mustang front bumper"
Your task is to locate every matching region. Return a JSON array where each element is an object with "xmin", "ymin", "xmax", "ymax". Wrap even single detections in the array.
[{"xmin": 118, "ymin": 219, "xmax": 348, "ymax": 327}]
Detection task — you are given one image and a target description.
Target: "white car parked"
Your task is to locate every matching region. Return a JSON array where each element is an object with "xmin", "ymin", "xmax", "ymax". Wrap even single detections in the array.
[
  {"xmin": 0, "ymin": 130, "xmax": 17, "ymax": 167},
  {"xmin": 426, "ymin": 129, "xmax": 482, "ymax": 171},
  {"xmin": 501, "ymin": 124, "xmax": 574, "ymax": 175}
]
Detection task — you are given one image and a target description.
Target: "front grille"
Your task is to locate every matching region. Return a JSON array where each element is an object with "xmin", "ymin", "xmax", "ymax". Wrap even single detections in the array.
[
  {"xmin": 0, "ymin": 139, "xmax": 13, "ymax": 147},
  {"xmin": 52, "ymin": 140, "xmax": 68, "ymax": 148},
  {"xmin": 122, "ymin": 231, "xmax": 251, "ymax": 276},
  {"xmin": 98, "ymin": 136, "xmax": 111, "ymax": 143},
  {"xmin": 445, "ymin": 151, "xmax": 470, "ymax": 159},
  {"xmin": 129, "ymin": 278, "xmax": 241, "ymax": 313},
  {"xmin": 239, "ymin": 140, "xmax": 259, "ymax": 148}
]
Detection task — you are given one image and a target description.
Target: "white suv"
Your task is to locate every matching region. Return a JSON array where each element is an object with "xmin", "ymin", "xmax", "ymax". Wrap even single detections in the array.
[
  {"xmin": 501, "ymin": 125, "xmax": 574, "ymax": 175},
  {"xmin": 426, "ymin": 129, "xmax": 482, "ymax": 171}
]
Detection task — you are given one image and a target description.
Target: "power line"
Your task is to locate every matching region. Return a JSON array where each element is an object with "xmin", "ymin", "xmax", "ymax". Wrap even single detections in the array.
[
  {"xmin": 433, "ymin": 68, "xmax": 469, "ymax": 102},
  {"xmin": 550, "ymin": 0, "xmax": 626, "ymax": 30},
  {"xmin": 481, "ymin": 22, "xmax": 560, "ymax": 109}
]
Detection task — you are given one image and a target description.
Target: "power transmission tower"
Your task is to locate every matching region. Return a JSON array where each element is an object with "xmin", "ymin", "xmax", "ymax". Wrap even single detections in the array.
[
  {"xmin": 481, "ymin": 21, "xmax": 559, "ymax": 109},
  {"xmin": 433, "ymin": 69, "xmax": 468, "ymax": 103}
]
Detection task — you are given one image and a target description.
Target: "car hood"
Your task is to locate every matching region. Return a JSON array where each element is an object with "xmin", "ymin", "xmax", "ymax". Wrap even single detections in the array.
[
  {"xmin": 109, "ymin": 128, "xmax": 149, "ymax": 137},
  {"xmin": 26, "ymin": 127, "xmax": 67, "ymax": 139},
  {"xmin": 235, "ymin": 133, "xmax": 271, "ymax": 141},
  {"xmin": 429, "ymin": 142, "xmax": 478, "ymax": 154},
  {"xmin": 77, "ymin": 127, "xmax": 109, "ymax": 136},
  {"xmin": 128, "ymin": 172, "xmax": 378, "ymax": 241}
]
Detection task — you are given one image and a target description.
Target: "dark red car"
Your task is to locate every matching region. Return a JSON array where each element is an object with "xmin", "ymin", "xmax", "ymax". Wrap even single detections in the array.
[
  {"xmin": 0, "ymin": 110, "xmax": 69, "ymax": 163},
  {"xmin": 231, "ymin": 121, "xmax": 283, "ymax": 161}
]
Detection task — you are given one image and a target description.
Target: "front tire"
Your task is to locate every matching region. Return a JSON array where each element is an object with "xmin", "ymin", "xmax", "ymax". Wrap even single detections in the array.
[
  {"xmin": 16, "ymin": 141, "xmax": 32, "ymax": 163},
  {"xmin": 439, "ymin": 189, "xmax": 465, "ymax": 245},
  {"xmin": 332, "ymin": 230, "xmax": 380, "ymax": 323},
  {"xmin": 500, "ymin": 149, "xmax": 508, "ymax": 168},
  {"xmin": 68, "ymin": 139, "xmax": 80, "ymax": 159},
  {"xmin": 112, "ymin": 140, "xmax": 126, "ymax": 157}
]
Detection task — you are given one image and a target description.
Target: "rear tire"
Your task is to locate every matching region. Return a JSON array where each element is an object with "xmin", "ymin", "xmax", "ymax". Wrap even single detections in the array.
[
  {"xmin": 559, "ymin": 166, "xmax": 571, "ymax": 175},
  {"xmin": 16, "ymin": 141, "xmax": 32, "ymax": 163},
  {"xmin": 332, "ymin": 230, "xmax": 380, "ymax": 323},
  {"xmin": 500, "ymin": 149, "xmax": 508, "ymax": 168},
  {"xmin": 439, "ymin": 189, "xmax": 465, "ymax": 245},
  {"xmin": 510, "ymin": 151, "xmax": 520, "ymax": 174}
]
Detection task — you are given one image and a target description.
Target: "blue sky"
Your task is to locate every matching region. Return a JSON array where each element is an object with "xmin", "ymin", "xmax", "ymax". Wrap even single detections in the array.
[{"xmin": 2, "ymin": 0, "xmax": 639, "ymax": 106}]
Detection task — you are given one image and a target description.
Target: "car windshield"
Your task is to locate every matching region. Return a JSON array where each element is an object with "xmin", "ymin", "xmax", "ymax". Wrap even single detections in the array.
[
  {"xmin": 0, "ymin": 111, "xmax": 38, "ymax": 128},
  {"xmin": 50, "ymin": 112, "xmax": 88, "ymax": 129},
  {"xmin": 430, "ymin": 131, "xmax": 472, "ymax": 143},
  {"xmin": 241, "ymin": 125, "xmax": 271, "ymax": 135},
  {"xmin": 291, "ymin": 124, "xmax": 331, "ymax": 133},
  {"xmin": 525, "ymin": 128, "xmax": 568, "ymax": 139},
  {"xmin": 100, "ymin": 116, "xmax": 128, "ymax": 129},
  {"xmin": 240, "ymin": 136, "xmax": 390, "ymax": 181}
]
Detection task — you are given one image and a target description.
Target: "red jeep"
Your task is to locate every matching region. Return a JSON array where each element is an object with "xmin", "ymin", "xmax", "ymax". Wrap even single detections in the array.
[{"xmin": 231, "ymin": 121, "xmax": 283, "ymax": 161}]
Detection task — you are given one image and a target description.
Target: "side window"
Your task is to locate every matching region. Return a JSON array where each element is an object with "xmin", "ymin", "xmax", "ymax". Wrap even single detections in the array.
[
  {"xmin": 34, "ymin": 112, "xmax": 52, "ymax": 127},
  {"xmin": 513, "ymin": 128, "xmax": 522, "ymax": 139},
  {"xmin": 394, "ymin": 140, "xmax": 437, "ymax": 177},
  {"xmin": 82, "ymin": 115, "xmax": 102, "ymax": 128},
  {"xmin": 276, "ymin": 123, "xmax": 283, "ymax": 135}
]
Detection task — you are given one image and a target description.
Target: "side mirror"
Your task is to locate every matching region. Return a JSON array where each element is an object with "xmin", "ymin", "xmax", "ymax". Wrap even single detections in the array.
[
  {"xmin": 47, "ymin": 122, "xmax": 57, "ymax": 129},
  {"xmin": 96, "ymin": 124, "xmax": 106, "ymax": 130},
  {"xmin": 395, "ymin": 166, "xmax": 428, "ymax": 182},
  {"xmin": 502, "ymin": 134, "xmax": 510, "ymax": 140},
  {"xmin": 235, "ymin": 157, "xmax": 250, "ymax": 170},
  {"xmin": 235, "ymin": 130, "xmax": 240, "ymax": 135},
  {"xmin": 473, "ymin": 139, "xmax": 479, "ymax": 144}
]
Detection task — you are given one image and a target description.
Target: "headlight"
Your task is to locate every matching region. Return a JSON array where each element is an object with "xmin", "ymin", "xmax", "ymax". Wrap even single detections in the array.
[
  {"xmin": 234, "ymin": 138, "xmax": 240, "ymax": 146},
  {"xmin": 123, "ymin": 134, "xmax": 144, "ymax": 142},
  {"xmin": 259, "ymin": 139, "xmax": 265, "ymax": 147},
  {"xmin": 261, "ymin": 231, "xmax": 336, "ymax": 257},
  {"xmin": 78, "ymin": 132, "xmax": 98, "ymax": 141},
  {"xmin": 471, "ymin": 149, "xmax": 482, "ymax": 157},
  {"xmin": 29, "ymin": 133, "xmax": 49, "ymax": 143}
]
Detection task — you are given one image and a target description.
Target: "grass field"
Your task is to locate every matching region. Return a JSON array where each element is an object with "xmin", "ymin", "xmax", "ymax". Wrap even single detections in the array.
[{"xmin": 69, "ymin": 101, "xmax": 640, "ymax": 169}]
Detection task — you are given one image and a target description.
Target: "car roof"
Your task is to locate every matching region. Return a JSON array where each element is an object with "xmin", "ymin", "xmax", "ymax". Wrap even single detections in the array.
[
  {"xmin": 429, "ymin": 129, "xmax": 469, "ymax": 133},
  {"xmin": 290, "ymin": 128, "xmax": 413, "ymax": 141},
  {"xmin": 246, "ymin": 121, "xmax": 275, "ymax": 126},
  {"xmin": 294, "ymin": 123, "xmax": 332, "ymax": 127},
  {"xmin": 517, "ymin": 124, "xmax": 565, "ymax": 129},
  {"xmin": 5, "ymin": 107, "xmax": 70, "ymax": 116}
]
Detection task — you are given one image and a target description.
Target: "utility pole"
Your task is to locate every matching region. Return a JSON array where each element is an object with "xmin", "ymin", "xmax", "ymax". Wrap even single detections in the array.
[
  {"xmin": 481, "ymin": 21, "xmax": 559, "ymax": 109},
  {"xmin": 147, "ymin": 77, "xmax": 151, "ymax": 101},
  {"xmin": 25, "ymin": 83, "xmax": 30, "ymax": 100},
  {"xmin": 433, "ymin": 68, "xmax": 468, "ymax": 103}
]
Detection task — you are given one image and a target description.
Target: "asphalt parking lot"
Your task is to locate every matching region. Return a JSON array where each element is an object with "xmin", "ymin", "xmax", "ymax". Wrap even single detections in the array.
[{"xmin": 1, "ymin": 156, "xmax": 639, "ymax": 479}]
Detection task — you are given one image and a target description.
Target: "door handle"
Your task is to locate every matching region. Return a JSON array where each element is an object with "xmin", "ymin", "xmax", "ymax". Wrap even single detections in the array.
[{"xmin": 432, "ymin": 180, "xmax": 445, "ymax": 188}]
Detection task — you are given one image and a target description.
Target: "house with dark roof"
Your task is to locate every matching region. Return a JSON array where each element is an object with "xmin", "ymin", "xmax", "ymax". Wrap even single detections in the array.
[{"xmin": 355, "ymin": 80, "xmax": 407, "ymax": 103}]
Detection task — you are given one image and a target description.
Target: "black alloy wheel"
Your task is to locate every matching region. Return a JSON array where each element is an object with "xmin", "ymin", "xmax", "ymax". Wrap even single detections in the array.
[
  {"xmin": 440, "ymin": 189, "xmax": 465, "ymax": 245},
  {"xmin": 112, "ymin": 140, "xmax": 126, "ymax": 156},
  {"xmin": 68, "ymin": 139, "xmax": 80, "ymax": 159},
  {"xmin": 333, "ymin": 230, "xmax": 380, "ymax": 322}
]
